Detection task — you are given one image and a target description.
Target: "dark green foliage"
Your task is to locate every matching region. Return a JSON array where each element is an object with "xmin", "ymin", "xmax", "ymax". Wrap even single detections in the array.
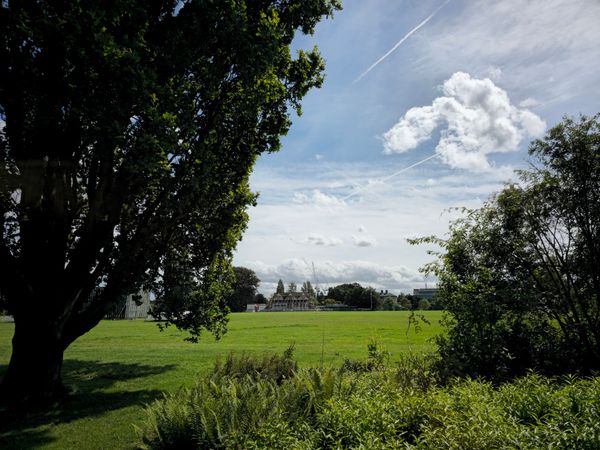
[
  {"xmin": 340, "ymin": 340, "xmax": 389, "ymax": 373},
  {"xmin": 140, "ymin": 360, "xmax": 355, "ymax": 449},
  {"xmin": 0, "ymin": 0, "xmax": 340, "ymax": 401},
  {"xmin": 417, "ymin": 299, "xmax": 430, "ymax": 310},
  {"xmin": 413, "ymin": 115, "xmax": 600, "ymax": 381},
  {"xmin": 393, "ymin": 352, "xmax": 441, "ymax": 392},
  {"xmin": 140, "ymin": 349, "xmax": 600, "ymax": 449},
  {"xmin": 398, "ymin": 293, "xmax": 442, "ymax": 310},
  {"xmin": 398, "ymin": 294, "xmax": 413, "ymax": 310},
  {"xmin": 223, "ymin": 267, "xmax": 260, "ymax": 313},
  {"xmin": 254, "ymin": 293, "xmax": 267, "ymax": 304},
  {"xmin": 381, "ymin": 296, "xmax": 396, "ymax": 310},
  {"xmin": 326, "ymin": 283, "xmax": 381, "ymax": 309}
]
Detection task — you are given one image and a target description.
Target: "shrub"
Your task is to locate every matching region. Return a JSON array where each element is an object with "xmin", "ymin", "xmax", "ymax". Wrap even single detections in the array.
[
  {"xmin": 140, "ymin": 375, "xmax": 286, "ymax": 449},
  {"xmin": 340, "ymin": 340, "xmax": 389, "ymax": 373},
  {"xmin": 394, "ymin": 352, "xmax": 441, "ymax": 391},
  {"xmin": 139, "ymin": 351, "xmax": 600, "ymax": 449},
  {"xmin": 212, "ymin": 345, "xmax": 297, "ymax": 384}
]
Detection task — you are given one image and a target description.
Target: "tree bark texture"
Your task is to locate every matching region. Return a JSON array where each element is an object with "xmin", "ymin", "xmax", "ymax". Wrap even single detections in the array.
[{"xmin": 1, "ymin": 318, "xmax": 67, "ymax": 405}]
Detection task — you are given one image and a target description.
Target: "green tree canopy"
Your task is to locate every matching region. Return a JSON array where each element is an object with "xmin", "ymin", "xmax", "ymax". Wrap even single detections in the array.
[
  {"xmin": 0, "ymin": 0, "xmax": 340, "ymax": 404},
  {"xmin": 327, "ymin": 283, "xmax": 381, "ymax": 310},
  {"xmin": 417, "ymin": 298, "xmax": 430, "ymax": 311},
  {"xmin": 225, "ymin": 267, "xmax": 260, "ymax": 313},
  {"xmin": 397, "ymin": 294, "xmax": 413, "ymax": 310},
  {"xmin": 254, "ymin": 293, "xmax": 267, "ymax": 304}
]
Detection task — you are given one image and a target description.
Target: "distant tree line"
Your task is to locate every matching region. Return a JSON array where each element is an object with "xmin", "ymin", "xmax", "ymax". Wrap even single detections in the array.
[
  {"xmin": 396, "ymin": 293, "xmax": 443, "ymax": 311},
  {"xmin": 305, "ymin": 283, "xmax": 439, "ymax": 311},
  {"xmin": 232, "ymin": 274, "xmax": 440, "ymax": 312}
]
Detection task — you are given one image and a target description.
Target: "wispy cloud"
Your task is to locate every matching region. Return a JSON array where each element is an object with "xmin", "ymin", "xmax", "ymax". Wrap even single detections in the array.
[
  {"xmin": 293, "ymin": 189, "xmax": 347, "ymax": 208},
  {"xmin": 354, "ymin": 0, "xmax": 452, "ymax": 82},
  {"xmin": 352, "ymin": 226, "xmax": 377, "ymax": 247},
  {"xmin": 342, "ymin": 153, "xmax": 439, "ymax": 201},
  {"xmin": 419, "ymin": 0, "xmax": 600, "ymax": 106},
  {"xmin": 304, "ymin": 233, "xmax": 343, "ymax": 247}
]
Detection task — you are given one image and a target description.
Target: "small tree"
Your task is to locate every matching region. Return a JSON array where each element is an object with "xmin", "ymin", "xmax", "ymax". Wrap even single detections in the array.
[{"xmin": 382, "ymin": 297, "xmax": 396, "ymax": 310}]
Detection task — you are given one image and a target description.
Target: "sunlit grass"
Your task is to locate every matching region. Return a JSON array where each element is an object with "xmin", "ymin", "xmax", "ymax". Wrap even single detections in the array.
[{"xmin": 0, "ymin": 311, "xmax": 443, "ymax": 449}]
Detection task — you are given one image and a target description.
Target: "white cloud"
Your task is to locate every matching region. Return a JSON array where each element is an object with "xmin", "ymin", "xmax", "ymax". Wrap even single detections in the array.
[
  {"xmin": 246, "ymin": 258, "xmax": 423, "ymax": 294},
  {"xmin": 353, "ymin": 236, "xmax": 376, "ymax": 247},
  {"xmin": 235, "ymin": 161, "xmax": 510, "ymax": 297},
  {"xmin": 352, "ymin": 226, "xmax": 377, "ymax": 247},
  {"xmin": 293, "ymin": 189, "xmax": 346, "ymax": 207},
  {"xmin": 304, "ymin": 233, "xmax": 343, "ymax": 247},
  {"xmin": 383, "ymin": 72, "xmax": 546, "ymax": 172}
]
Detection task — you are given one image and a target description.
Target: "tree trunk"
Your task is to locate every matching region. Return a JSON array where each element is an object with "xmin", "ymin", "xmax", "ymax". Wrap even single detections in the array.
[{"xmin": 0, "ymin": 318, "xmax": 67, "ymax": 406}]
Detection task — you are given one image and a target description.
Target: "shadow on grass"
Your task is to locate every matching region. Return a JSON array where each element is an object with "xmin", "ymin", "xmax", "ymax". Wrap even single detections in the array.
[{"xmin": 0, "ymin": 359, "xmax": 176, "ymax": 448}]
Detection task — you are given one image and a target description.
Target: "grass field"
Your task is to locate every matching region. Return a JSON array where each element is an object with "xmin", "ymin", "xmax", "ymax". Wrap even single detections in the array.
[{"xmin": 0, "ymin": 311, "xmax": 443, "ymax": 449}]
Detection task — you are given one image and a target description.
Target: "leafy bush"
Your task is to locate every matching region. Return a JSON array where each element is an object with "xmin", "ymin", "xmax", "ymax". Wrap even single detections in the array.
[
  {"xmin": 140, "ymin": 375, "xmax": 285, "ymax": 449},
  {"xmin": 139, "ymin": 349, "xmax": 600, "ymax": 449},
  {"xmin": 212, "ymin": 345, "xmax": 297, "ymax": 384},
  {"xmin": 415, "ymin": 375, "xmax": 600, "ymax": 450},
  {"xmin": 394, "ymin": 352, "xmax": 441, "ymax": 391},
  {"xmin": 340, "ymin": 340, "xmax": 389, "ymax": 373}
]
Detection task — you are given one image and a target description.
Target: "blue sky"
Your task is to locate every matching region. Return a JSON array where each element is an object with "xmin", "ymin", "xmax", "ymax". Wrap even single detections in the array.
[{"xmin": 234, "ymin": 0, "xmax": 600, "ymax": 295}]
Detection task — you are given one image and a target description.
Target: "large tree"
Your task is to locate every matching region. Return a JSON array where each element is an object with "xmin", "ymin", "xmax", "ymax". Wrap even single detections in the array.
[
  {"xmin": 0, "ymin": 0, "xmax": 340, "ymax": 403},
  {"xmin": 414, "ymin": 115, "xmax": 600, "ymax": 380}
]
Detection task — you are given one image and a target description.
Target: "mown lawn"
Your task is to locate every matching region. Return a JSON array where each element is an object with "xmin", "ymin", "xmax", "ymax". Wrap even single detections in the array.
[{"xmin": 0, "ymin": 311, "xmax": 443, "ymax": 449}]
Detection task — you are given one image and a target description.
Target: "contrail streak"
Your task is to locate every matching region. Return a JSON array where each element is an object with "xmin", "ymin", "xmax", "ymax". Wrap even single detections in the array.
[
  {"xmin": 354, "ymin": 0, "xmax": 452, "ymax": 83},
  {"xmin": 342, "ymin": 153, "xmax": 439, "ymax": 201}
]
